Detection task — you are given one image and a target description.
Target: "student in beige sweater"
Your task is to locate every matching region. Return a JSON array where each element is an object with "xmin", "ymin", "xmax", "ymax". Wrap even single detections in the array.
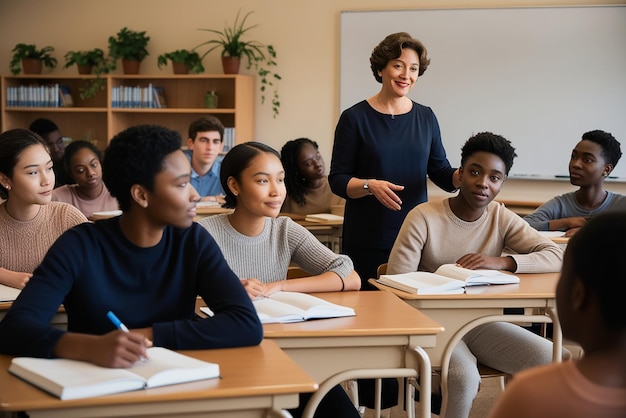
[
  {"xmin": 0, "ymin": 129, "xmax": 87, "ymax": 290},
  {"xmin": 387, "ymin": 132, "xmax": 564, "ymax": 418}
]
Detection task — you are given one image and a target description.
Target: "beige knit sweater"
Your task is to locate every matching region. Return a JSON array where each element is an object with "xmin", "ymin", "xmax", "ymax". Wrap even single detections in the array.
[{"xmin": 0, "ymin": 201, "xmax": 87, "ymax": 273}]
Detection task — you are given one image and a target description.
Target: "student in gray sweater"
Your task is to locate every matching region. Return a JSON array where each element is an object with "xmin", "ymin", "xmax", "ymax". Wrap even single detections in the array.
[
  {"xmin": 199, "ymin": 141, "xmax": 361, "ymax": 418},
  {"xmin": 524, "ymin": 130, "xmax": 625, "ymax": 236}
]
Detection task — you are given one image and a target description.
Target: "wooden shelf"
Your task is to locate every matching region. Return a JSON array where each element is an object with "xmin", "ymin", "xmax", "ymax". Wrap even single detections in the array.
[{"xmin": 1, "ymin": 74, "xmax": 254, "ymax": 151}]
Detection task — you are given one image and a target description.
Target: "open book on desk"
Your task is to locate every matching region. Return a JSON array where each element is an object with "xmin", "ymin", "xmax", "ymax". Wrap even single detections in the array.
[
  {"xmin": 377, "ymin": 264, "xmax": 519, "ymax": 295},
  {"xmin": 247, "ymin": 291, "xmax": 354, "ymax": 324},
  {"xmin": 9, "ymin": 347, "xmax": 220, "ymax": 400},
  {"xmin": 0, "ymin": 283, "xmax": 21, "ymax": 302}
]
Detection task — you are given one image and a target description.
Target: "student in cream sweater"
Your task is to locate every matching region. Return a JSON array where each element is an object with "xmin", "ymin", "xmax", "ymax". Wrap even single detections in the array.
[{"xmin": 387, "ymin": 132, "xmax": 565, "ymax": 418}]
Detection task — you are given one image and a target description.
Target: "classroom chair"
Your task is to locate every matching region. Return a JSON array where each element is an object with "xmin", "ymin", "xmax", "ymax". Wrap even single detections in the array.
[{"xmin": 375, "ymin": 263, "xmax": 510, "ymax": 416}]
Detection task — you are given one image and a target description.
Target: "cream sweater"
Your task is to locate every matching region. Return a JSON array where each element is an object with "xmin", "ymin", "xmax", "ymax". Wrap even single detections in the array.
[
  {"xmin": 0, "ymin": 202, "xmax": 87, "ymax": 273},
  {"xmin": 388, "ymin": 198, "xmax": 563, "ymax": 275}
]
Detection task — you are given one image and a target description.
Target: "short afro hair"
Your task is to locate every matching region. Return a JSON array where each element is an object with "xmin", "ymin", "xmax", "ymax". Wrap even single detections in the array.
[
  {"xmin": 581, "ymin": 129, "xmax": 622, "ymax": 168},
  {"xmin": 460, "ymin": 132, "xmax": 517, "ymax": 175},
  {"xmin": 103, "ymin": 125, "xmax": 182, "ymax": 211}
]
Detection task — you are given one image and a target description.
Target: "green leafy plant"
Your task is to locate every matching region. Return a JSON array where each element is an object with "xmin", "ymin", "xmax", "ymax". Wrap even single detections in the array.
[
  {"xmin": 107, "ymin": 27, "xmax": 150, "ymax": 63},
  {"xmin": 195, "ymin": 10, "xmax": 281, "ymax": 117},
  {"xmin": 9, "ymin": 43, "xmax": 57, "ymax": 75},
  {"xmin": 157, "ymin": 49, "xmax": 205, "ymax": 73},
  {"xmin": 63, "ymin": 48, "xmax": 115, "ymax": 99},
  {"xmin": 63, "ymin": 48, "xmax": 107, "ymax": 69}
]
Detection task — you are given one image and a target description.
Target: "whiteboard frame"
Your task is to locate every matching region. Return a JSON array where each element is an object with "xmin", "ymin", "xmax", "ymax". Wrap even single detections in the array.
[{"xmin": 339, "ymin": 6, "xmax": 626, "ymax": 180}]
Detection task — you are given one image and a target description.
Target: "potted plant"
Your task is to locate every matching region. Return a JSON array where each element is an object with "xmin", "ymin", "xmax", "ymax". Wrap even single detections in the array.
[
  {"xmin": 157, "ymin": 49, "xmax": 205, "ymax": 74},
  {"xmin": 9, "ymin": 43, "xmax": 57, "ymax": 75},
  {"xmin": 107, "ymin": 27, "xmax": 150, "ymax": 74},
  {"xmin": 63, "ymin": 48, "xmax": 108, "ymax": 74},
  {"xmin": 63, "ymin": 48, "xmax": 115, "ymax": 99},
  {"xmin": 195, "ymin": 10, "xmax": 282, "ymax": 117}
]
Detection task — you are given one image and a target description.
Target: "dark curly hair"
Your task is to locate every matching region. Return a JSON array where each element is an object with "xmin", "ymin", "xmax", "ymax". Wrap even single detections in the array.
[
  {"xmin": 220, "ymin": 142, "xmax": 281, "ymax": 209},
  {"xmin": 460, "ymin": 132, "xmax": 517, "ymax": 175},
  {"xmin": 581, "ymin": 129, "xmax": 622, "ymax": 169},
  {"xmin": 280, "ymin": 138, "xmax": 319, "ymax": 206},
  {"xmin": 564, "ymin": 212, "xmax": 626, "ymax": 329},
  {"xmin": 103, "ymin": 125, "xmax": 182, "ymax": 211},
  {"xmin": 0, "ymin": 128, "xmax": 48, "ymax": 200},
  {"xmin": 63, "ymin": 140, "xmax": 103, "ymax": 181},
  {"xmin": 28, "ymin": 118, "xmax": 59, "ymax": 137},
  {"xmin": 370, "ymin": 32, "xmax": 431, "ymax": 83}
]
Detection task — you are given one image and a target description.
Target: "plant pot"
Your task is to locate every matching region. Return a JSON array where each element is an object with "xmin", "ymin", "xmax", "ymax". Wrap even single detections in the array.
[
  {"xmin": 221, "ymin": 56, "xmax": 241, "ymax": 75},
  {"xmin": 172, "ymin": 62, "xmax": 189, "ymax": 75},
  {"xmin": 77, "ymin": 64, "xmax": 94, "ymax": 75},
  {"xmin": 122, "ymin": 59, "xmax": 141, "ymax": 75},
  {"xmin": 22, "ymin": 58, "xmax": 43, "ymax": 74}
]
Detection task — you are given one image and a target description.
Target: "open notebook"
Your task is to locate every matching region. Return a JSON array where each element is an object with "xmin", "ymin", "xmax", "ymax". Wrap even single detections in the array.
[
  {"xmin": 377, "ymin": 264, "xmax": 519, "ymax": 295},
  {"xmin": 9, "ymin": 347, "xmax": 220, "ymax": 400}
]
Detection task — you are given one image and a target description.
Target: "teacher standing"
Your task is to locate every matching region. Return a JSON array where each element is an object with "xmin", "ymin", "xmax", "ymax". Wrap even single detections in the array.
[{"xmin": 330, "ymin": 32, "xmax": 459, "ymax": 290}]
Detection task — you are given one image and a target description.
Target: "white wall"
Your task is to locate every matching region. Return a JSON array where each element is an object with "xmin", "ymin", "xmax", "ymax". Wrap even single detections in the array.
[{"xmin": 1, "ymin": 0, "xmax": 625, "ymax": 199}]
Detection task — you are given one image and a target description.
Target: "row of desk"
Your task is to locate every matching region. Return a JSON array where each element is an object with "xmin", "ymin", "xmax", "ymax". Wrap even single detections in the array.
[{"xmin": 0, "ymin": 272, "xmax": 561, "ymax": 418}]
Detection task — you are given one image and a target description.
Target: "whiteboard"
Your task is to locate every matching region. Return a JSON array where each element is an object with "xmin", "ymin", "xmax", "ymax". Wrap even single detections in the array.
[{"xmin": 340, "ymin": 6, "xmax": 626, "ymax": 180}]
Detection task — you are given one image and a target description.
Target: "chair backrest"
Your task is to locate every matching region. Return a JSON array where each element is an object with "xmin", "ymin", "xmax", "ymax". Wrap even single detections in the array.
[
  {"xmin": 286, "ymin": 266, "xmax": 308, "ymax": 279},
  {"xmin": 376, "ymin": 263, "xmax": 387, "ymax": 278}
]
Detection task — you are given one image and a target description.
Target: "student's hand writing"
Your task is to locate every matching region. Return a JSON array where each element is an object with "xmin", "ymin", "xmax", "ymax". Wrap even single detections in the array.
[
  {"xmin": 92, "ymin": 331, "xmax": 151, "ymax": 368},
  {"xmin": 0, "ymin": 268, "xmax": 32, "ymax": 289},
  {"xmin": 456, "ymin": 254, "xmax": 516, "ymax": 272},
  {"xmin": 369, "ymin": 179, "xmax": 405, "ymax": 211}
]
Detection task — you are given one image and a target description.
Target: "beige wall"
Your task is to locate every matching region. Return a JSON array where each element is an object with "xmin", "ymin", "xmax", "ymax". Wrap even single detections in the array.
[{"xmin": 1, "ymin": 0, "xmax": 624, "ymax": 200}]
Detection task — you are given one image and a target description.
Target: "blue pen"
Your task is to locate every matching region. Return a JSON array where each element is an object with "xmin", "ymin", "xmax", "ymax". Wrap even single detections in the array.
[{"xmin": 107, "ymin": 311, "xmax": 130, "ymax": 332}]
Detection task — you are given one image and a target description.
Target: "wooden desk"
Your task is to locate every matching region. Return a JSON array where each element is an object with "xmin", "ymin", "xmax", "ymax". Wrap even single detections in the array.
[
  {"xmin": 262, "ymin": 290, "xmax": 444, "ymax": 418},
  {"xmin": 0, "ymin": 340, "xmax": 317, "ymax": 418},
  {"xmin": 369, "ymin": 272, "xmax": 562, "ymax": 417},
  {"xmin": 194, "ymin": 205, "xmax": 233, "ymax": 221}
]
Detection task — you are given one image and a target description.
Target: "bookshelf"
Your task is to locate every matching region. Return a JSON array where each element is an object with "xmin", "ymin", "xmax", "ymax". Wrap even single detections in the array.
[{"xmin": 1, "ymin": 74, "xmax": 255, "ymax": 150}]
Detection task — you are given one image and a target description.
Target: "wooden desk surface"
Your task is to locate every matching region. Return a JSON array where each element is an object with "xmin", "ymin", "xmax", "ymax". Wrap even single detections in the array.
[
  {"xmin": 0, "ymin": 340, "xmax": 317, "ymax": 417},
  {"xmin": 260, "ymin": 290, "xmax": 443, "ymax": 418},
  {"xmin": 263, "ymin": 290, "xmax": 443, "ymax": 338}
]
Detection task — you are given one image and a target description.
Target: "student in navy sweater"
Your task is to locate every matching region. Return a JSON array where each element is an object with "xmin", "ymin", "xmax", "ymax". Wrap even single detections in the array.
[{"xmin": 0, "ymin": 125, "xmax": 262, "ymax": 367}]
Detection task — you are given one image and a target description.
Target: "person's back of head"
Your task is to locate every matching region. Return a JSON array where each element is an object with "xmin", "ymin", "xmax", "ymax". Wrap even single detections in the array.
[
  {"xmin": 460, "ymin": 132, "xmax": 517, "ymax": 176},
  {"xmin": 188, "ymin": 116, "xmax": 224, "ymax": 142},
  {"xmin": 103, "ymin": 125, "xmax": 182, "ymax": 212},
  {"xmin": 220, "ymin": 142, "xmax": 280, "ymax": 209},
  {"xmin": 28, "ymin": 118, "xmax": 59, "ymax": 138},
  {"xmin": 559, "ymin": 211, "xmax": 626, "ymax": 337},
  {"xmin": 581, "ymin": 129, "xmax": 622, "ymax": 169}
]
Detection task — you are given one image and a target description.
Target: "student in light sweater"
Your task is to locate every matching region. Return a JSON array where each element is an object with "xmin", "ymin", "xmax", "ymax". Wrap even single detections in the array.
[
  {"xmin": 199, "ymin": 141, "xmax": 360, "ymax": 418},
  {"xmin": 488, "ymin": 212, "xmax": 626, "ymax": 418},
  {"xmin": 200, "ymin": 141, "xmax": 360, "ymax": 298},
  {"xmin": 280, "ymin": 137, "xmax": 344, "ymax": 215},
  {"xmin": 52, "ymin": 140, "xmax": 119, "ymax": 219},
  {"xmin": 0, "ymin": 129, "xmax": 87, "ymax": 290},
  {"xmin": 0, "ymin": 125, "xmax": 262, "ymax": 366},
  {"xmin": 387, "ymin": 132, "xmax": 565, "ymax": 418},
  {"xmin": 524, "ymin": 129, "xmax": 625, "ymax": 236}
]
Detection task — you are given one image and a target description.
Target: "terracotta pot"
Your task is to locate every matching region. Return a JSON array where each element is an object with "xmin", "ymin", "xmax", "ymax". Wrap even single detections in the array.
[
  {"xmin": 172, "ymin": 62, "xmax": 189, "ymax": 74},
  {"xmin": 77, "ymin": 64, "xmax": 93, "ymax": 75},
  {"xmin": 221, "ymin": 56, "xmax": 241, "ymax": 74},
  {"xmin": 22, "ymin": 58, "xmax": 43, "ymax": 74},
  {"xmin": 122, "ymin": 59, "xmax": 141, "ymax": 75}
]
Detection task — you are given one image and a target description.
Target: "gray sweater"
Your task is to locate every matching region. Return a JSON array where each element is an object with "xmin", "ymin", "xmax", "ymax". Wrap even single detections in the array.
[{"xmin": 199, "ymin": 214, "xmax": 353, "ymax": 282}]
